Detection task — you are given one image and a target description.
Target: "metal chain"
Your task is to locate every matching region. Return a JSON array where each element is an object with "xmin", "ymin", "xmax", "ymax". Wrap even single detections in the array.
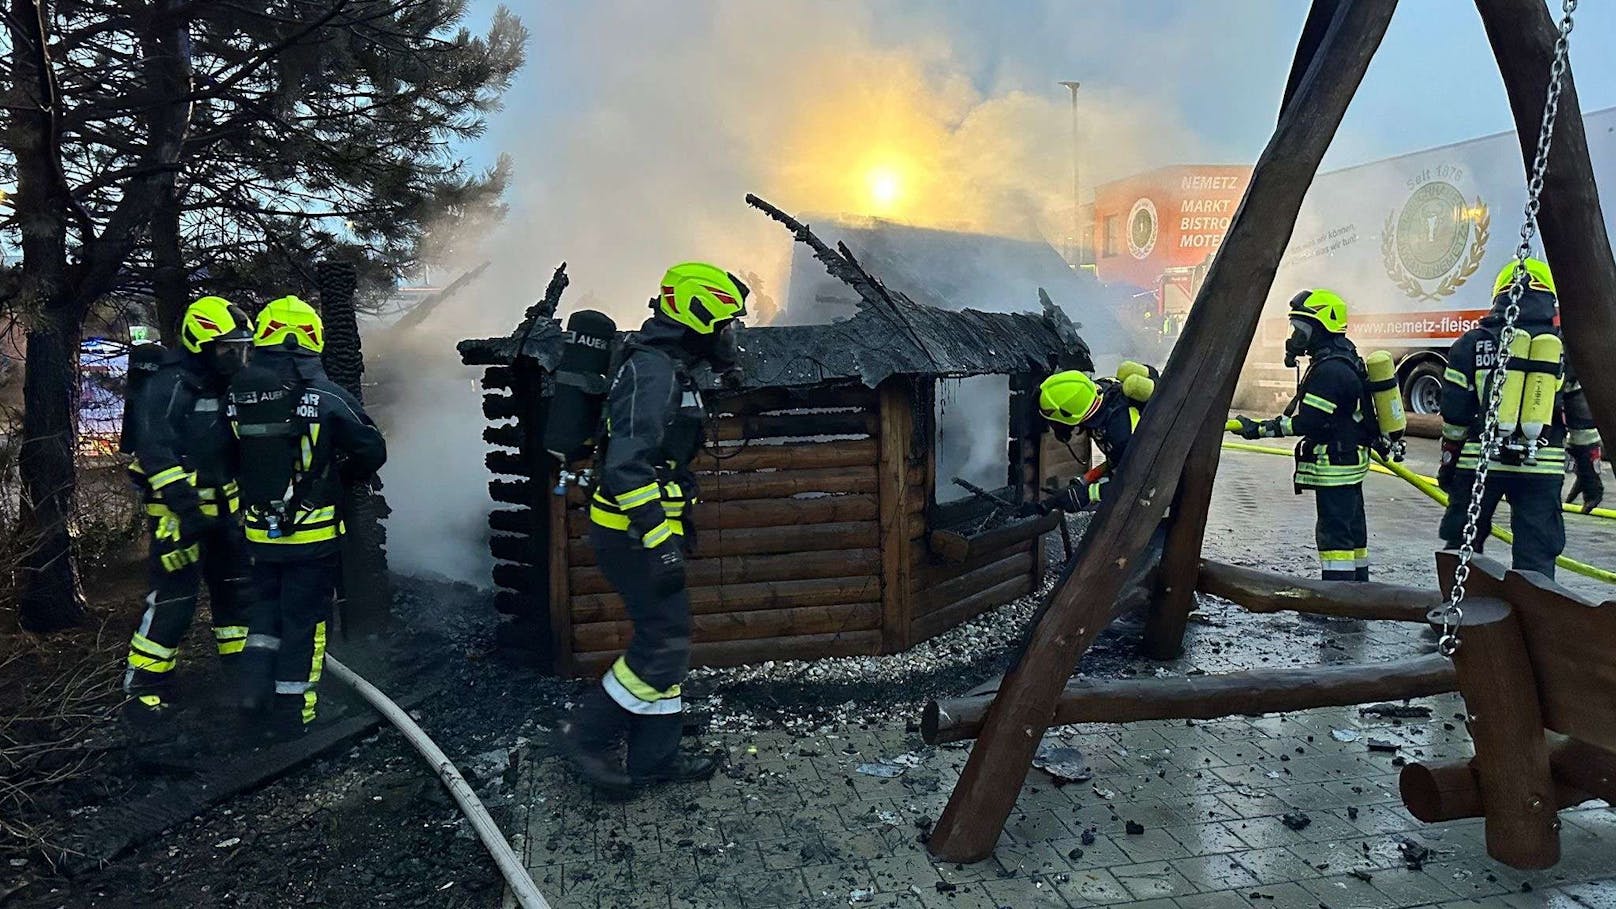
[{"xmin": 1437, "ymin": 0, "xmax": 1577, "ymax": 657}]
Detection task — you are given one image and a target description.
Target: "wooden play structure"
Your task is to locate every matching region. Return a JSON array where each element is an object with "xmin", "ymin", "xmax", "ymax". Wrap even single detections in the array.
[
  {"xmin": 922, "ymin": 0, "xmax": 1616, "ymax": 872},
  {"xmin": 458, "ymin": 202, "xmax": 1093, "ymax": 676}
]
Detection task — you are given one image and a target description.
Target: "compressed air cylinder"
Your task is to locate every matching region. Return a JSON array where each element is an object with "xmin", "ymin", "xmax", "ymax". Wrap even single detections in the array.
[
  {"xmin": 1116, "ymin": 360, "xmax": 1149, "ymax": 383},
  {"xmin": 1495, "ymin": 332, "xmax": 1532, "ymax": 437},
  {"xmin": 1121, "ymin": 373, "xmax": 1156, "ymax": 405},
  {"xmin": 1364, "ymin": 350, "xmax": 1406, "ymax": 443},
  {"xmin": 1520, "ymin": 332, "xmax": 1563, "ymax": 450}
]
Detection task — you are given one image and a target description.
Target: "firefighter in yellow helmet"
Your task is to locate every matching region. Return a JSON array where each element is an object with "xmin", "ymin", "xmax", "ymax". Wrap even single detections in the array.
[
  {"xmin": 1230, "ymin": 290, "xmax": 1373, "ymax": 581},
  {"xmin": 1027, "ymin": 361, "xmax": 1159, "ymax": 513},
  {"xmin": 1436, "ymin": 259, "xmax": 1601, "ymax": 577},
  {"xmin": 229, "ymin": 296, "xmax": 386, "ymax": 733},
  {"xmin": 122, "ymin": 297, "xmax": 255, "ymax": 718},
  {"xmin": 562, "ymin": 263, "xmax": 747, "ymax": 792}
]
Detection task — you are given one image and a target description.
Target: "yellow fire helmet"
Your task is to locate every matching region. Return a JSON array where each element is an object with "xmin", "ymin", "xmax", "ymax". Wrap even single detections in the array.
[
  {"xmin": 658, "ymin": 262, "xmax": 749, "ymax": 335},
  {"xmin": 1288, "ymin": 288, "xmax": 1349, "ymax": 335},
  {"xmin": 1038, "ymin": 370, "xmax": 1103, "ymax": 427},
  {"xmin": 180, "ymin": 296, "xmax": 253, "ymax": 354},
  {"xmin": 253, "ymin": 295, "xmax": 325, "ymax": 353},
  {"xmin": 1492, "ymin": 257, "xmax": 1556, "ymax": 297}
]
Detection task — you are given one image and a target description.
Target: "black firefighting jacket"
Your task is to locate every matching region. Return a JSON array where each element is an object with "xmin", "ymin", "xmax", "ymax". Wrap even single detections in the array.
[
  {"xmin": 1440, "ymin": 288, "xmax": 1599, "ymax": 476},
  {"xmin": 1279, "ymin": 335, "xmax": 1371, "ymax": 490},
  {"xmin": 590, "ymin": 319, "xmax": 704, "ymax": 547},
  {"xmin": 130, "ymin": 351, "xmax": 240, "ymax": 520}
]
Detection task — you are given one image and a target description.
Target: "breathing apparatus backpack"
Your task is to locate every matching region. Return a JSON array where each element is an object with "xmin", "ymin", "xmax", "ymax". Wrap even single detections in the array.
[
  {"xmin": 1363, "ymin": 350, "xmax": 1408, "ymax": 461},
  {"xmin": 119, "ymin": 338, "xmax": 169, "ymax": 456},
  {"xmin": 542, "ymin": 309, "xmax": 618, "ymax": 466},
  {"xmin": 1115, "ymin": 360, "xmax": 1158, "ymax": 408},
  {"xmin": 1485, "ymin": 331, "xmax": 1562, "ymax": 464},
  {"xmin": 229, "ymin": 362, "xmax": 312, "ymax": 538}
]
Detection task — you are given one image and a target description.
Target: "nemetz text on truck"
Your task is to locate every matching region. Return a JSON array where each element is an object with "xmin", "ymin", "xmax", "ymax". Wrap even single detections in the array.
[{"xmin": 1246, "ymin": 106, "xmax": 1616, "ymax": 412}]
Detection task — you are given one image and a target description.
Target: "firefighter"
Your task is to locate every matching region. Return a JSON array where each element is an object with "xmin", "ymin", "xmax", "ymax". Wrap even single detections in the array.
[
  {"xmin": 1025, "ymin": 361, "xmax": 1158, "ymax": 514},
  {"xmin": 562, "ymin": 262, "xmax": 747, "ymax": 792},
  {"xmin": 1437, "ymin": 259, "xmax": 1601, "ymax": 577},
  {"xmin": 1231, "ymin": 290, "xmax": 1372, "ymax": 582},
  {"xmin": 230, "ymin": 296, "xmax": 386, "ymax": 732},
  {"xmin": 122, "ymin": 297, "xmax": 254, "ymax": 717}
]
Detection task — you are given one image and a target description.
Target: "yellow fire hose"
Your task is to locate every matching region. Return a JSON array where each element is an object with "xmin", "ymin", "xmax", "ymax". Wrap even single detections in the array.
[
  {"xmin": 1222, "ymin": 422, "xmax": 1616, "ymax": 521},
  {"xmin": 1218, "ymin": 429, "xmax": 1616, "ymax": 585}
]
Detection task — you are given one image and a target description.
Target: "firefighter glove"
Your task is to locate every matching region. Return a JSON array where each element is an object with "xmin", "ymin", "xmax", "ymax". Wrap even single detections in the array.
[
  {"xmin": 1438, "ymin": 440, "xmax": 1464, "ymax": 493},
  {"xmin": 154, "ymin": 513, "xmax": 202, "ymax": 572},
  {"xmin": 625, "ymin": 501, "xmax": 667, "ymax": 545},
  {"xmin": 1567, "ymin": 445, "xmax": 1605, "ymax": 513},
  {"xmin": 649, "ymin": 541, "xmax": 686, "ymax": 599},
  {"xmin": 1230, "ymin": 416, "xmax": 1261, "ymax": 439}
]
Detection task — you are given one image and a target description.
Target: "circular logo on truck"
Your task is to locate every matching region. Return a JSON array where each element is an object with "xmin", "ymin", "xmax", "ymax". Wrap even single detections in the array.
[
  {"xmin": 1127, "ymin": 197, "xmax": 1158, "ymax": 260},
  {"xmin": 1382, "ymin": 179, "xmax": 1489, "ymax": 301}
]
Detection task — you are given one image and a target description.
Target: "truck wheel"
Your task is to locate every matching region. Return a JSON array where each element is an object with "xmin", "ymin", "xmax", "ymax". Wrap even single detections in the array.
[{"xmin": 1403, "ymin": 362, "xmax": 1445, "ymax": 415}]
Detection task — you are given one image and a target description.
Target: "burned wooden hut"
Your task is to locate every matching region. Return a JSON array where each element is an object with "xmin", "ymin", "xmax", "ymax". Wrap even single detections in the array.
[{"xmin": 459, "ymin": 211, "xmax": 1091, "ymax": 676}]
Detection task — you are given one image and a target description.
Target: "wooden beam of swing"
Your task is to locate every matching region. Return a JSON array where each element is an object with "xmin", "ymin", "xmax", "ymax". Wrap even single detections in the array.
[
  {"xmin": 923, "ymin": 0, "xmax": 1399, "ymax": 864},
  {"xmin": 1198, "ymin": 559, "xmax": 1442, "ymax": 623},
  {"xmin": 1477, "ymin": 0, "xmax": 1616, "ymax": 446},
  {"xmin": 923, "ymin": 654, "xmax": 1456, "ymax": 746}
]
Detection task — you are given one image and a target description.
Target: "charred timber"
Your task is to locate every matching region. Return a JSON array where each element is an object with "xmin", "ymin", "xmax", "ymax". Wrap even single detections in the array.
[
  {"xmin": 482, "ymin": 393, "xmax": 521, "ymax": 421},
  {"xmin": 483, "ymin": 424, "xmax": 524, "ymax": 449},
  {"xmin": 566, "ymin": 495, "xmax": 880, "ymax": 536},
  {"xmin": 1198, "ymin": 559, "xmax": 1441, "ymax": 622},
  {"xmin": 489, "ymin": 479, "xmax": 536, "ymax": 506},
  {"xmin": 711, "ymin": 411, "xmax": 876, "ymax": 442},
  {"xmin": 481, "ymin": 366, "xmax": 514, "ymax": 391},
  {"xmin": 923, "ymin": 653, "xmax": 1456, "ymax": 745},
  {"xmin": 489, "ymin": 534, "xmax": 544, "ymax": 566},
  {"xmin": 928, "ymin": 512, "xmax": 1058, "ymax": 565},
  {"xmin": 912, "ymin": 576, "xmax": 1033, "ymax": 644},
  {"xmin": 489, "ymin": 508, "xmax": 539, "ymax": 535},
  {"xmin": 674, "ymin": 467, "xmax": 879, "ymax": 503},
  {"xmin": 485, "ymin": 451, "xmax": 536, "ymax": 478}
]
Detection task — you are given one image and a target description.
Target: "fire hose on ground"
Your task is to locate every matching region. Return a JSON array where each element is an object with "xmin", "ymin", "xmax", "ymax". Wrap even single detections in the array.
[
  {"xmin": 323, "ymin": 654, "xmax": 553, "ymax": 909},
  {"xmin": 1218, "ymin": 435, "xmax": 1616, "ymax": 585}
]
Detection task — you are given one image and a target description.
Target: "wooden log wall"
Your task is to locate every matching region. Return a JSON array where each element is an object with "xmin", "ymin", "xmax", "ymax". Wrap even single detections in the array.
[
  {"xmin": 559, "ymin": 382, "xmax": 888, "ymax": 674},
  {"xmin": 481, "ymin": 360, "xmax": 560, "ymax": 670}
]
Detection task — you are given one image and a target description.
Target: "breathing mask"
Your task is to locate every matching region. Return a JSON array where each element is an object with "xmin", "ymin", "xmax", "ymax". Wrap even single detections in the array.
[
  {"xmin": 210, "ymin": 339, "xmax": 251, "ymax": 376},
  {"xmin": 1283, "ymin": 317, "xmax": 1314, "ymax": 368}
]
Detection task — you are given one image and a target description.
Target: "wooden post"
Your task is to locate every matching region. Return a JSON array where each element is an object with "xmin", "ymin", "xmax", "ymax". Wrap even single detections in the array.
[
  {"xmin": 1477, "ymin": 0, "xmax": 1616, "ymax": 445},
  {"xmin": 925, "ymin": 654, "xmax": 1455, "ymax": 745},
  {"xmin": 925, "ymin": 0, "xmax": 1398, "ymax": 863},
  {"xmin": 1142, "ymin": 424, "xmax": 1220, "ymax": 658},
  {"xmin": 877, "ymin": 378, "xmax": 919, "ymax": 653},
  {"xmin": 1449, "ymin": 597, "xmax": 1560, "ymax": 870}
]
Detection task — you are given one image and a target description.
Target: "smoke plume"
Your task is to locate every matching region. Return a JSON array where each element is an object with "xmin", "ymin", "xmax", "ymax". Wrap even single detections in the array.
[{"xmin": 379, "ymin": 1, "xmax": 1234, "ymax": 584}]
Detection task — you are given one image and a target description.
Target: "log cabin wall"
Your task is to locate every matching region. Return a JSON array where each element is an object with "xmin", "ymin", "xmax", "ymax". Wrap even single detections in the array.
[
  {"xmin": 906, "ymin": 375, "xmax": 1044, "ymax": 647},
  {"xmin": 558, "ymin": 382, "xmax": 888, "ymax": 676}
]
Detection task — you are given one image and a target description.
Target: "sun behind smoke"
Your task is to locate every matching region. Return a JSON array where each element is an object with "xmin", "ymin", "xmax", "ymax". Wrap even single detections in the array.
[{"xmin": 865, "ymin": 165, "xmax": 904, "ymax": 213}]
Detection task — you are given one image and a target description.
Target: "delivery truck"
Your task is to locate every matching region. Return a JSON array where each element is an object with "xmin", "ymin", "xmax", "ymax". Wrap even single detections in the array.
[{"xmin": 1244, "ymin": 106, "xmax": 1616, "ymax": 411}]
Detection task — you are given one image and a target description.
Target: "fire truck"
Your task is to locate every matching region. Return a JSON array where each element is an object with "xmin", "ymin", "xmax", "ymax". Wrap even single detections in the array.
[{"xmin": 1088, "ymin": 106, "xmax": 1616, "ymax": 412}]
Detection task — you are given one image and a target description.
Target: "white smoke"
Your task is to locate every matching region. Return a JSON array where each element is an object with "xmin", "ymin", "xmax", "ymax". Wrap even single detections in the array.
[{"xmin": 378, "ymin": 0, "xmax": 1283, "ymax": 584}]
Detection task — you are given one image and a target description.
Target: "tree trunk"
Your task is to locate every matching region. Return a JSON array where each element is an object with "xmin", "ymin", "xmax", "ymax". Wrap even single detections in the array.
[
  {"xmin": 151, "ymin": 191, "xmax": 188, "ymax": 338},
  {"xmin": 9, "ymin": 0, "xmax": 86, "ymax": 630},
  {"xmin": 146, "ymin": 0, "xmax": 195, "ymax": 339}
]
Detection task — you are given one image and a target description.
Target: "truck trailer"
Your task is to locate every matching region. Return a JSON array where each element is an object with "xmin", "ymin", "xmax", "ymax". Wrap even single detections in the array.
[{"xmin": 1089, "ymin": 107, "xmax": 1616, "ymax": 412}]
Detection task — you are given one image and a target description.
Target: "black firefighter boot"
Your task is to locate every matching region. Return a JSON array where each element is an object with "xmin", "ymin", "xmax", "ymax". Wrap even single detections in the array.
[
  {"xmin": 561, "ymin": 687, "xmax": 633, "ymax": 794},
  {"xmin": 628, "ymin": 714, "xmax": 720, "ymax": 786},
  {"xmin": 238, "ymin": 646, "xmax": 277, "ymax": 715}
]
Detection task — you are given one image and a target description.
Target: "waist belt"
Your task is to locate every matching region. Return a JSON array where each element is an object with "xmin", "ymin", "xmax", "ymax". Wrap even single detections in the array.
[{"xmin": 245, "ymin": 504, "xmax": 341, "ymax": 544}]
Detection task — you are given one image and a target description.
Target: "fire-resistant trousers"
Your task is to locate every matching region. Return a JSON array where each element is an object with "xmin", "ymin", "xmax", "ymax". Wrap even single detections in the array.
[
  {"xmin": 1439, "ymin": 470, "xmax": 1565, "ymax": 578},
  {"xmin": 570, "ymin": 525, "xmax": 691, "ymax": 776},
  {"xmin": 1313, "ymin": 483, "xmax": 1369, "ymax": 582},
  {"xmin": 124, "ymin": 517, "xmax": 252, "ymax": 694},
  {"xmin": 240, "ymin": 554, "xmax": 338, "ymax": 726}
]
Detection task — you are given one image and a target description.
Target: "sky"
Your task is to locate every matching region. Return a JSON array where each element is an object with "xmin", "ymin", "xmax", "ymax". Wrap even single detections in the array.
[{"xmin": 462, "ymin": 1, "xmax": 1616, "ymax": 179}]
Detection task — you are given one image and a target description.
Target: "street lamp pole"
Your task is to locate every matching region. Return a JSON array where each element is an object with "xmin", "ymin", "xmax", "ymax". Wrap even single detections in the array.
[{"xmin": 1059, "ymin": 81, "xmax": 1081, "ymax": 267}]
